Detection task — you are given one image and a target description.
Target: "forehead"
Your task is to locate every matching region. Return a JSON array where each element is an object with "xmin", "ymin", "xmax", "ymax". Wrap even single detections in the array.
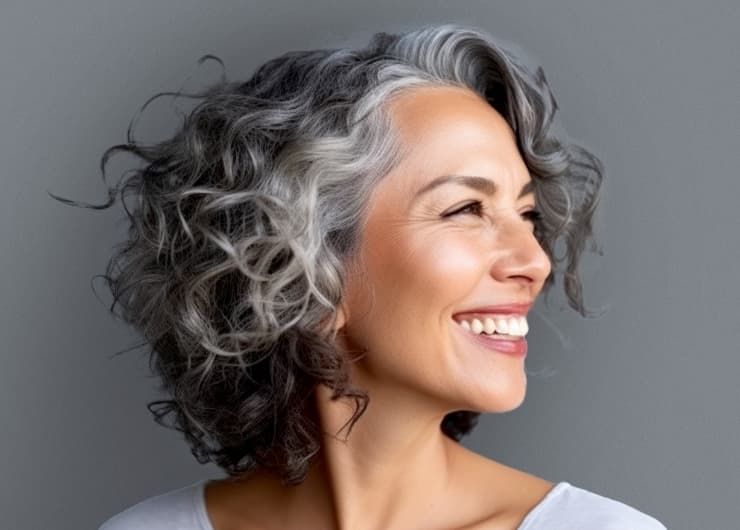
[
  {"xmin": 383, "ymin": 85, "xmax": 528, "ymax": 199},
  {"xmin": 387, "ymin": 85, "xmax": 514, "ymax": 141}
]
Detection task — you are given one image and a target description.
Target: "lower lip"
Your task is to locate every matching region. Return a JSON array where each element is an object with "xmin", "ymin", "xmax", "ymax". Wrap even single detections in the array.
[{"xmin": 460, "ymin": 327, "xmax": 528, "ymax": 357}]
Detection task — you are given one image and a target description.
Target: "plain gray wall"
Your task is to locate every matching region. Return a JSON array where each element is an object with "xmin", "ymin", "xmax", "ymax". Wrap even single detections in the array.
[{"xmin": 2, "ymin": 1, "xmax": 737, "ymax": 528}]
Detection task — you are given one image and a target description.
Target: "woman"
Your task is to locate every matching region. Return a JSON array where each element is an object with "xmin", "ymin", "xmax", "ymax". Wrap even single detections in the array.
[{"xmin": 74, "ymin": 23, "xmax": 666, "ymax": 529}]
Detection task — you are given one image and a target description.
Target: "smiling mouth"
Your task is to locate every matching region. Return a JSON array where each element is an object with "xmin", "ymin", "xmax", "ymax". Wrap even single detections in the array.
[
  {"xmin": 451, "ymin": 317, "xmax": 528, "ymax": 356},
  {"xmin": 451, "ymin": 315, "xmax": 529, "ymax": 339}
]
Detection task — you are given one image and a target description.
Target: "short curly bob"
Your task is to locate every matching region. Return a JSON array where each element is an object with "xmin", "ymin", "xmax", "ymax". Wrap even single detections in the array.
[{"xmin": 54, "ymin": 23, "xmax": 604, "ymax": 486}]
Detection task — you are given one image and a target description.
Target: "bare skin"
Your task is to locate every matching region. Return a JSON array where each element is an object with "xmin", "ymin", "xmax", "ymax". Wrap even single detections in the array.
[{"xmin": 205, "ymin": 85, "xmax": 555, "ymax": 530}]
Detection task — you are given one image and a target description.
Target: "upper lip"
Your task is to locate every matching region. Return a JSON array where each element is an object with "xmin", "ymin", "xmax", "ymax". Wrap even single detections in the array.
[{"xmin": 452, "ymin": 301, "xmax": 533, "ymax": 317}]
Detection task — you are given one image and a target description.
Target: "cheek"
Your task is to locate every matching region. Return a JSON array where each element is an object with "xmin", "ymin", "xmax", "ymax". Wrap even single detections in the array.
[
  {"xmin": 358, "ymin": 231, "xmax": 488, "ymax": 328},
  {"xmin": 363, "ymin": 236, "xmax": 488, "ymax": 379},
  {"xmin": 417, "ymin": 235, "xmax": 487, "ymax": 293},
  {"xmin": 339, "ymin": 232, "xmax": 491, "ymax": 386},
  {"xmin": 341, "ymin": 221, "xmax": 488, "ymax": 317}
]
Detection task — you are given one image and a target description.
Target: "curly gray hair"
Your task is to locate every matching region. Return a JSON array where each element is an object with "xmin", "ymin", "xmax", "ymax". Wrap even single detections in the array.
[{"xmin": 52, "ymin": 23, "xmax": 604, "ymax": 486}]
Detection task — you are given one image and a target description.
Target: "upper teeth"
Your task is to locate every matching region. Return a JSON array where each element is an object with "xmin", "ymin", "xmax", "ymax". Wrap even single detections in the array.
[{"xmin": 456, "ymin": 316, "xmax": 528, "ymax": 337}]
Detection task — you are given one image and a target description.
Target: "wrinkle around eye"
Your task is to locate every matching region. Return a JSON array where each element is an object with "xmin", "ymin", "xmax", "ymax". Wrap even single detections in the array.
[{"xmin": 406, "ymin": 202, "xmax": 450, "ymax": 224}]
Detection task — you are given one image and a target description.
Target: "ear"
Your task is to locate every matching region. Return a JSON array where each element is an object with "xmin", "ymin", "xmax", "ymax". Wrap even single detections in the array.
[{"xmin": 333, "ymin": 302, "xmax": 348, "ymax": 331}]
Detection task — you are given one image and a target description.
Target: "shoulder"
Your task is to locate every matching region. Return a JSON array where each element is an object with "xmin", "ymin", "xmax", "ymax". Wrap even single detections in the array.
[
  {"xmin": 98, "ymin": 480, "xmax": 212, "ymax": 530},
  {"xmin": 518, "ymin": 481, "xmax": 667, "ymax": 530}
]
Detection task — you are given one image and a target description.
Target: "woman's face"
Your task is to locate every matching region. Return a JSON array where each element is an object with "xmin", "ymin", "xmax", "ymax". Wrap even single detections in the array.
[{"xmin": 336, "ymin": 85, "xmax": 552, "ymax": 414}]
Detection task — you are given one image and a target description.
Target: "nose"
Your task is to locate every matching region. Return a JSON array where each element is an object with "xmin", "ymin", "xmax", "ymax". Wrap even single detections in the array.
[{"xmin": 489, "ymin": 214, "xmax": 552, "ymax": 289}]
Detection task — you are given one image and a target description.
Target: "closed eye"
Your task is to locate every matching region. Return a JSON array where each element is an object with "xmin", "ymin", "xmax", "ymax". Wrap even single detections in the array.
[
  {"xmin": 522, "ymin": 209, "xmax": 543, "ymax": 224},
  {"xmin": 442, "ymin": 200, "xmax": 486, "ymax": 217},
  {"xmin": 442, "ymin": 200, "xmax": 543, "ymax": 226}
]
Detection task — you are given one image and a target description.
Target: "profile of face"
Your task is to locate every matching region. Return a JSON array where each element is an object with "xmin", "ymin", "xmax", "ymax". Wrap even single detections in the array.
[{"xmin": 334, "ymin": 86, "xmax": 552, "ymax": 416}]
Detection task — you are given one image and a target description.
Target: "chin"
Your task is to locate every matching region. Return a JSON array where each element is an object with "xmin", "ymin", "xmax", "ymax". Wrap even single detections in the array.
[{"xmin": 465, "ymin": 377, "xmax": 528, "ymax": 414}]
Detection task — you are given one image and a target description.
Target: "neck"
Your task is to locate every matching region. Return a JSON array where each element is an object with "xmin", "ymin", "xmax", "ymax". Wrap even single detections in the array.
[{"xmin": 300, "ymin": 381, "xmax": 456, "ymax": 530}]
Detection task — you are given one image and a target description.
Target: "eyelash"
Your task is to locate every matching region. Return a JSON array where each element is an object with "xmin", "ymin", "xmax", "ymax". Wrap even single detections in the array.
[{"xmin": 443, "ymin": 200, "xmax": 543, "ymax": 224}]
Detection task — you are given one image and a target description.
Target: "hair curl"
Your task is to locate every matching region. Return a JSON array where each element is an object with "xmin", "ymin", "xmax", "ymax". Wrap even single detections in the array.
[{"xmin": 51, "ymin": 23, "xmax": 604, "ymax": 486}]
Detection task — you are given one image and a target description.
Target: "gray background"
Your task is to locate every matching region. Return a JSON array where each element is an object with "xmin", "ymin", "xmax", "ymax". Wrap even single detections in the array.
[{"xmin": 1, "ymin": 1, "xmax": 737, "ymax": 529}]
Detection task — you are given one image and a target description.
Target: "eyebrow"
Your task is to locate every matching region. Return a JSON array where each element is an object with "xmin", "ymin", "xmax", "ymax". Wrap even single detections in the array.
[{"xmin": 412, "ymin": 174, "xmax": 535, "ymax": 204}]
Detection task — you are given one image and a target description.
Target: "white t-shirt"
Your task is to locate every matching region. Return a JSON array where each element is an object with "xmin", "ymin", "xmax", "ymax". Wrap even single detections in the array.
[{"xmin": 99, "ymin": 479, "xmax": 667, "ymax": 529}]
